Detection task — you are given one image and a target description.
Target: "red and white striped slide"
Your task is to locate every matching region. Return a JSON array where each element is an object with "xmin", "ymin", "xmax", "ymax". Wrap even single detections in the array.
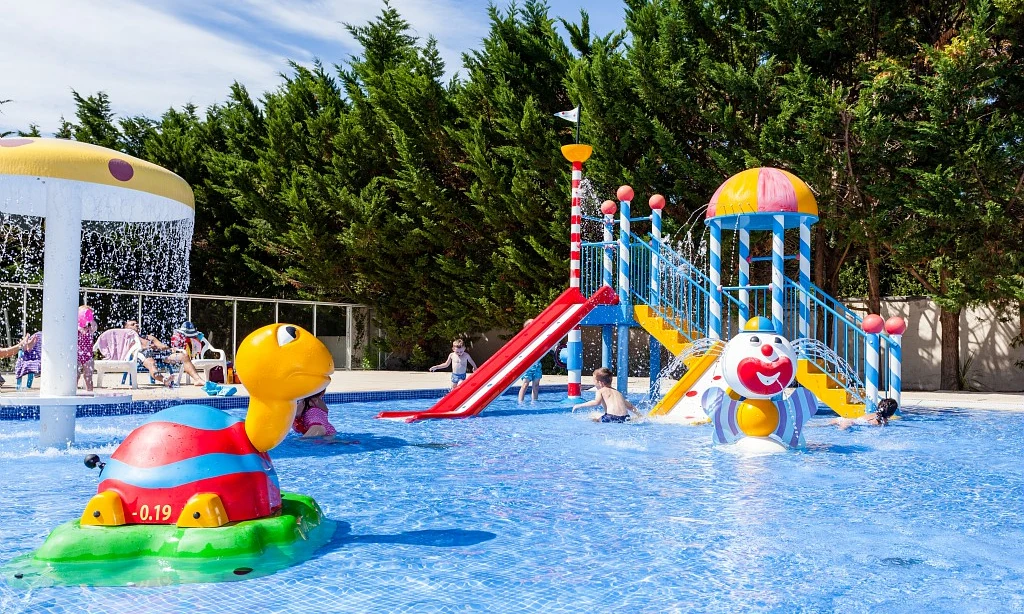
[{"xmin": 376, "ymin": 285, "xmax": 617, "ymax": 422}]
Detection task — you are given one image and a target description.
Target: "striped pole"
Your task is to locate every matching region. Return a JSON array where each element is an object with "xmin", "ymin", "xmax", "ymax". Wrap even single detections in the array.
[
  {"xmin": 570, "ymin": 161, "xmax": 582, "ymax": 289},
  {"xmin": 601, "ymin": 201, "xmax": 616, "ymax": 288},
  {"xmin": 866, "ymin": 332, "xmax": 880, "ymax": 409},
  {"xmin": 649, "ymin": 195, "xmax": 665, "ymax": 399},
  {"xmin": 798, "ymin": 219, "xmax": 812, "ymax": 339},
  {"xmin": 709, "ymin": 220, "xmax": 722, "ymax": 340},
  {"xmin": 617, "ymin": 186, "xmax": 633, "ymax": 395},
  {"xmin": 888, "ymin": 335, "xmax": 902, "ymax": 408},
  {"xmin": 771, "ymin": 215, "xmax": 785, "ymax": 335},
  {"xmin": 738, "ymin": 228, "xmax": 750, "ymax": 329},
  {"xmin": 601, "ymin": 200, "xmax": 616, "ymax": 370},
  {"xmin": 884, "ymin": 317, "xmax": 907, "ymax": 409},
  {"xmin": 649, "ymin": 195, "xmax": 664, "ymax": 308},
  {"xmin": 561, "ymin": 144, "xmax": 592, "ymax": 400}
]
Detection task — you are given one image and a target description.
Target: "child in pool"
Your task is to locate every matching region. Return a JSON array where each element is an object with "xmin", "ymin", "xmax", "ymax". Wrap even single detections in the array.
[
  {"xmin": 15, "ymin": 332, "xmax": 42, "ymax": 389},
  {"xmin": 830, "ymin": 398, "xmax": 899, "ymax": 430},
  {"xmin": 293, "ymin": 390, "xmax": 336, "ymax": 438},
  {"xmin": 77, "ymin": 306, "xmax": 97, "ymax": 391},
  {"xmin": 571, "ymin": 367, "xmax": 640, "ymax": 423},
  {"xmin": 516, "ymin": 320, "xmax": 565, "ymax": 403},
  {"xmin": 518, "ymin": 319, "xmax": 543, "ymax": 403},
  {"xmin": 429, "ymin": 339, "xmax": 477, "ymax": 388}
]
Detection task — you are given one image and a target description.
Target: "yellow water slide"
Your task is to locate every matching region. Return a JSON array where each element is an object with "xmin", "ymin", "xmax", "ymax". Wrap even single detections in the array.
[{"xmin": 633, "ymin": 306, "xmax": 725, "ymax": 421}]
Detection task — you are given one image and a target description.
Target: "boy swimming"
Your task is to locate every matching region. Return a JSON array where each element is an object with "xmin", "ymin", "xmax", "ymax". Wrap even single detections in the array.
[{"xmin": 571, "ymin": 367, "xmax": 640, "ymax": 422}]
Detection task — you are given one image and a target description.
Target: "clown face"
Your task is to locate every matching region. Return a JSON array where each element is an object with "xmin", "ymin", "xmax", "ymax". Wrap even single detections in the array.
[{"xmin": 721, "ymin": 328, "xmax": 797, "ymax": 398}]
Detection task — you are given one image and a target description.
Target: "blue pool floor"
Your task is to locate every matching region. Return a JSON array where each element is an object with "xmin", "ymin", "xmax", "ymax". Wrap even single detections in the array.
[{"xmin": 1, "ymin": 394, "xmax": 1023, "ymax": 613}]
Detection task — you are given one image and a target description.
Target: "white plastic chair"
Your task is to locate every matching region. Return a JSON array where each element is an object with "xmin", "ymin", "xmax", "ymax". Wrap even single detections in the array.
[
  {"xmin": 94, "ymin": 330, "xmax": 143, "ymax": 389},
  {"xmin": 181, "ymin": 335, "xmax": 227, "ymax": 384}
]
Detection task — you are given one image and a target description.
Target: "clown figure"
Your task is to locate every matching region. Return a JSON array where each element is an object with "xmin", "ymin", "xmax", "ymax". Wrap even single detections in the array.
[{"xmin": 702, "ymin": 317, "xmax": 817, "ymax": 451}]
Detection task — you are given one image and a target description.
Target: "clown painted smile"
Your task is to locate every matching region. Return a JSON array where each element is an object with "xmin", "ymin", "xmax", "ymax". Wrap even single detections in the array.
[{"xmin": 736, "ymin": 355, "xmax": 793, "ymax": 396}]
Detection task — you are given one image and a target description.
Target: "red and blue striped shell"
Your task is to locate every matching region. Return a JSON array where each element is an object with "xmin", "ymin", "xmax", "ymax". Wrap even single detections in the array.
[{"xmin": 98, "ymin": 405, "xmax": 281, "ymax": 524}]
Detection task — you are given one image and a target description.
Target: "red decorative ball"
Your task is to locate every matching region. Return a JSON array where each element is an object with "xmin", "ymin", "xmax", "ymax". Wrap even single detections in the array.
[
  {"xmin": 616, "ymin": 185, "xmax": 634, "ymax": 202},
  {"xmin": 601, "ymin": 200, "xmax": 617, "ymax": 215},
  {"xmin": 884, "ymin": 316, "xmax": 907, "ymax": 336},
  {"xmin": 862, "ymin": 314, "xmax": 884, "ymax": 334},
  {"xmin": 649, "ymin": 194, "xmax": 666, "ymax": 210}
]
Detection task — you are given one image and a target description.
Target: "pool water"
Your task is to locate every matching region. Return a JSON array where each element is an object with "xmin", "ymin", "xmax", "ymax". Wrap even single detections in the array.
[{"xmin": 1, "ymin": 396, "xmax": 1023, "ymax": 613}]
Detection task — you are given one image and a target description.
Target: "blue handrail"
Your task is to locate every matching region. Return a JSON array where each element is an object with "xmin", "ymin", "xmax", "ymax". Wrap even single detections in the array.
[
  {"xmin": 626, "ymin": 233, "xmax": 711, "ymax": 343},
  {"xmin": 581, "ymin": 231, "xmax": 900, "ymax": 411}
]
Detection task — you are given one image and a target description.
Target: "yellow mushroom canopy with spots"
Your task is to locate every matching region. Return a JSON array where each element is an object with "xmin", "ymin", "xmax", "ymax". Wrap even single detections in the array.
[{"xmin": 0, "ymin": 137, "xmax": 193, "ymax": 222}]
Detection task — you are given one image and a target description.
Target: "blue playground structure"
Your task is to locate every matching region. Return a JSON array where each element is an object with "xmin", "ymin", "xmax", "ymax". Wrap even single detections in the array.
[{"xmin": 571, "ymin": 162, "xmax": 906, "ymax": 420}]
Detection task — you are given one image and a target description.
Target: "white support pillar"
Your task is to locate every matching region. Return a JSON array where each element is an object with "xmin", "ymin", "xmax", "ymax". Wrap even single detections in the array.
[{"xmin": 39, "ymin": 189, "xmax": 83, "ymax": 448}]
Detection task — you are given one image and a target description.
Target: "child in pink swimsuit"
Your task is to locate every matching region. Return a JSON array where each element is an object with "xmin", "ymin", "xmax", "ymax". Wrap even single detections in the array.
[
  {"xmin": 293, "ymin": 391, "xmax": 336, "ymax": 438},
  {"xmin": 77, "ymin": 306, "xmax": 97, "ymax": 391}
]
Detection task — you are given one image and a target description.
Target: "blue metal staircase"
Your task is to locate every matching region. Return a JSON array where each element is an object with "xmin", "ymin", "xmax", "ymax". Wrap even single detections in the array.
[{"xmin": 582, "ymin": 233, "xmax": 900, "ymax": 416}]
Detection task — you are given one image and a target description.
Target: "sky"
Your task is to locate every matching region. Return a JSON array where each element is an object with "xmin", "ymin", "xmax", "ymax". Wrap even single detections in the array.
[{"xmin": 0, "ymin": 0, "xmax": 626, "ymax": 135}]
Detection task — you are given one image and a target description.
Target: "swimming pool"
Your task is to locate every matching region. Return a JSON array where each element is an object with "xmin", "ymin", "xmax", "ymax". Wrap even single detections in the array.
[{"xmin": 2, "ymin": 396, "xmax": 1023, "ymax": 613}]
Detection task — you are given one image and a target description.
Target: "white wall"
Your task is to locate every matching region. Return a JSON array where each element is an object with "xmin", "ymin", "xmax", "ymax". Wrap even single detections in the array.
[{"xmin": 846, "ymin": 298, "xmax": 1024, "ymax": 392}]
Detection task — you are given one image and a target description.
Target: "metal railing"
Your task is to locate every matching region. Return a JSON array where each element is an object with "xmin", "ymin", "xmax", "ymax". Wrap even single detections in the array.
[
  {"xmin": 0, "ymin": 282, "xmax": 372, "ymax": 369},
  {"xmin": 580, "ymin": 231, "xmax": 898, "ymax": 409}
]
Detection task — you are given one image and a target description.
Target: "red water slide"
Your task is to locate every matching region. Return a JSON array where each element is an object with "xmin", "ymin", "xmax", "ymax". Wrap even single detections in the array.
[{"xmin": 376, "ymin": 285, "xmax": 618, "ymax": 422}]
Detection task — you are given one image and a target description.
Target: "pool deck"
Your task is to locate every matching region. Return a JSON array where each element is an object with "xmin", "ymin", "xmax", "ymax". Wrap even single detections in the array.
[{"xmin": 2, "ymin": 371, "xmax": 1022, "ymax": 410}]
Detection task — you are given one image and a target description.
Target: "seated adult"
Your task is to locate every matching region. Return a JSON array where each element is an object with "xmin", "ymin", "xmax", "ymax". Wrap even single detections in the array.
[
  {"xmin": 0, "ymin": 341, "xmax": 24, "ymax": 387},
  {"xmin": 0, "ymin": 342, "xmax": 22, "ymax": 359},
  {"xmin": 124, "ymin": 320, "xmax": 206, "ymax": 387}
]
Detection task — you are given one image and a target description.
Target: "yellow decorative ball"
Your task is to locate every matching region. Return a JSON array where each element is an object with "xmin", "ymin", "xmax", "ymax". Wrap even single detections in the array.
[{"xmin": 736, "ymin": 398, "xmax": 779, "ymax": 437}]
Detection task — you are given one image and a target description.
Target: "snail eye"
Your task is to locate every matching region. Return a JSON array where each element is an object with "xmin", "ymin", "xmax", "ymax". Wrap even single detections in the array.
[
  {"xmin": 748, "ymin": 336, "xmax": 760, "ymax": 344},
  {"xmin": 277, "ymin": 325, "xmax": 298, "ymax": 346}
]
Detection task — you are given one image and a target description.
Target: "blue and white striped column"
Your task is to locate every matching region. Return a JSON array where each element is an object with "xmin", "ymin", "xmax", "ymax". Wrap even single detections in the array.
[
  {"xmin": 617, "ymin": 187, "xmax": 632, "ymax": 394},
  {"xmin": 602, "ymin": 204, "xmax": 616, "ymax": 289},
  {"xmin": 866, "ymin": 332, "xmax": 880, "ymax": 409},
  {"xmin": 888, "ymin": 335, "xmax": 902, "ymax": 408},
  {"xmin": 798, "ymin": 219, "xmax": 812, "ymax": 339},
  {"xmin": 649, "ymin": 195, "xmax": 664, "ymax": 308},
  {"xmin": 709, "ymin": 220, "xmax": 722, "ymax": 340},
  {"xmin": 771, "ymin": 215, "xmax": 785, "ymax": 335},
  {"xmin": 884, "ymin": 316, "xmax": 907, "ymax": 409},
  {"xmin": 601, "ymin": 200, "xmax": 616, "ymax": 370},
  {"xmin": 648, "ymin": 195, "xmax": 665, "ymax": 399},
  {"xmin": 738, "ymin": 228, "xmax": 750, "ymax": 329}
]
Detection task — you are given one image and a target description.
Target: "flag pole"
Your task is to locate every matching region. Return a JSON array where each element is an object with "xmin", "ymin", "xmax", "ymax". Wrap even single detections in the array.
[{"xmin": 575, "ymin": 104, "xmax": 581, "ymax": 144}]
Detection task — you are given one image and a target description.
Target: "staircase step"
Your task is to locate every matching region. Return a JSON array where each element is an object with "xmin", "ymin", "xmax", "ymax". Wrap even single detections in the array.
[{"xmin": 796, "ymin": 359, "xmax": 866, "ymax": 419}]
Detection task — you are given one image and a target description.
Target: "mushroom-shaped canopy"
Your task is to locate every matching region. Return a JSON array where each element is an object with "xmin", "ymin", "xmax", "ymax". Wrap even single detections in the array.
[
  {"xmin": 0, "ymin": 137, "xmax": 193, "ymax": 222},
  {"xmin": 705, "ymin": 167, "xmax": 816, "ymax": 230}
]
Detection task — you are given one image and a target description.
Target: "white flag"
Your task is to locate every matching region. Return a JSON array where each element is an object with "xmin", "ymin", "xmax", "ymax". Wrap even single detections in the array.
[{"xmin": 554, "ymin": 107, "xmax": 579, "ymax": 123}]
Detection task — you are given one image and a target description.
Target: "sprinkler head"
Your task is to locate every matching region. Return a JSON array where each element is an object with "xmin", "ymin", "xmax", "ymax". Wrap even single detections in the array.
[{"xmin": 84, "ymin": 454, "xmax": 106, "ymax": 477}]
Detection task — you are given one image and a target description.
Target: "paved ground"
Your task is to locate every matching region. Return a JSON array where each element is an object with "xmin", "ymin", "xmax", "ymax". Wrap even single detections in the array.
[{"xmin": 3, "ymin": 370, "xmax": 1022, "ymax": 410}]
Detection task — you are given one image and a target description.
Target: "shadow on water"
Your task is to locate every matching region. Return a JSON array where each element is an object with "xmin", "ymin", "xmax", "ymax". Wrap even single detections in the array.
[
  {"xmin": 803, "ymin": 443, "xmax": 873, "ymax": 455},
  {"xmin": 311, "ymin": 521, "xmax": 497, "ymax": 560},
  {"xmin": 481, "ymin": 405, "xmax": 572, "ymax": 419},
  {"xmin": 272, "ymin": 433, "xmax": 461, "ymax": 459}
]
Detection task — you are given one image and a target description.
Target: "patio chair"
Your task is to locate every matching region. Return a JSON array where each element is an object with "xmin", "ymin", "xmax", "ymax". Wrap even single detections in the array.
[
  {"xmin": 94, "ymin": 328, "xmax": 142, "ymax": 389},
  {"xmin": 181, "ymin": 334, "xmax": 228, "ymax": 385}
]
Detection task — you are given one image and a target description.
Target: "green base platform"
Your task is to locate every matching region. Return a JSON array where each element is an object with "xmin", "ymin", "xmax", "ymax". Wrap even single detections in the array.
[{"xmin": 3, "ymin": 492, "xmax": 335, "ymax": 587}]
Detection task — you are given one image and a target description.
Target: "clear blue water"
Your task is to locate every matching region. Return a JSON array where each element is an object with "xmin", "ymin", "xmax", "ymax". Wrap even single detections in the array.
[{"xmin": 1, "ymin": 396, "xmax": 1023, "ymax": 613}]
